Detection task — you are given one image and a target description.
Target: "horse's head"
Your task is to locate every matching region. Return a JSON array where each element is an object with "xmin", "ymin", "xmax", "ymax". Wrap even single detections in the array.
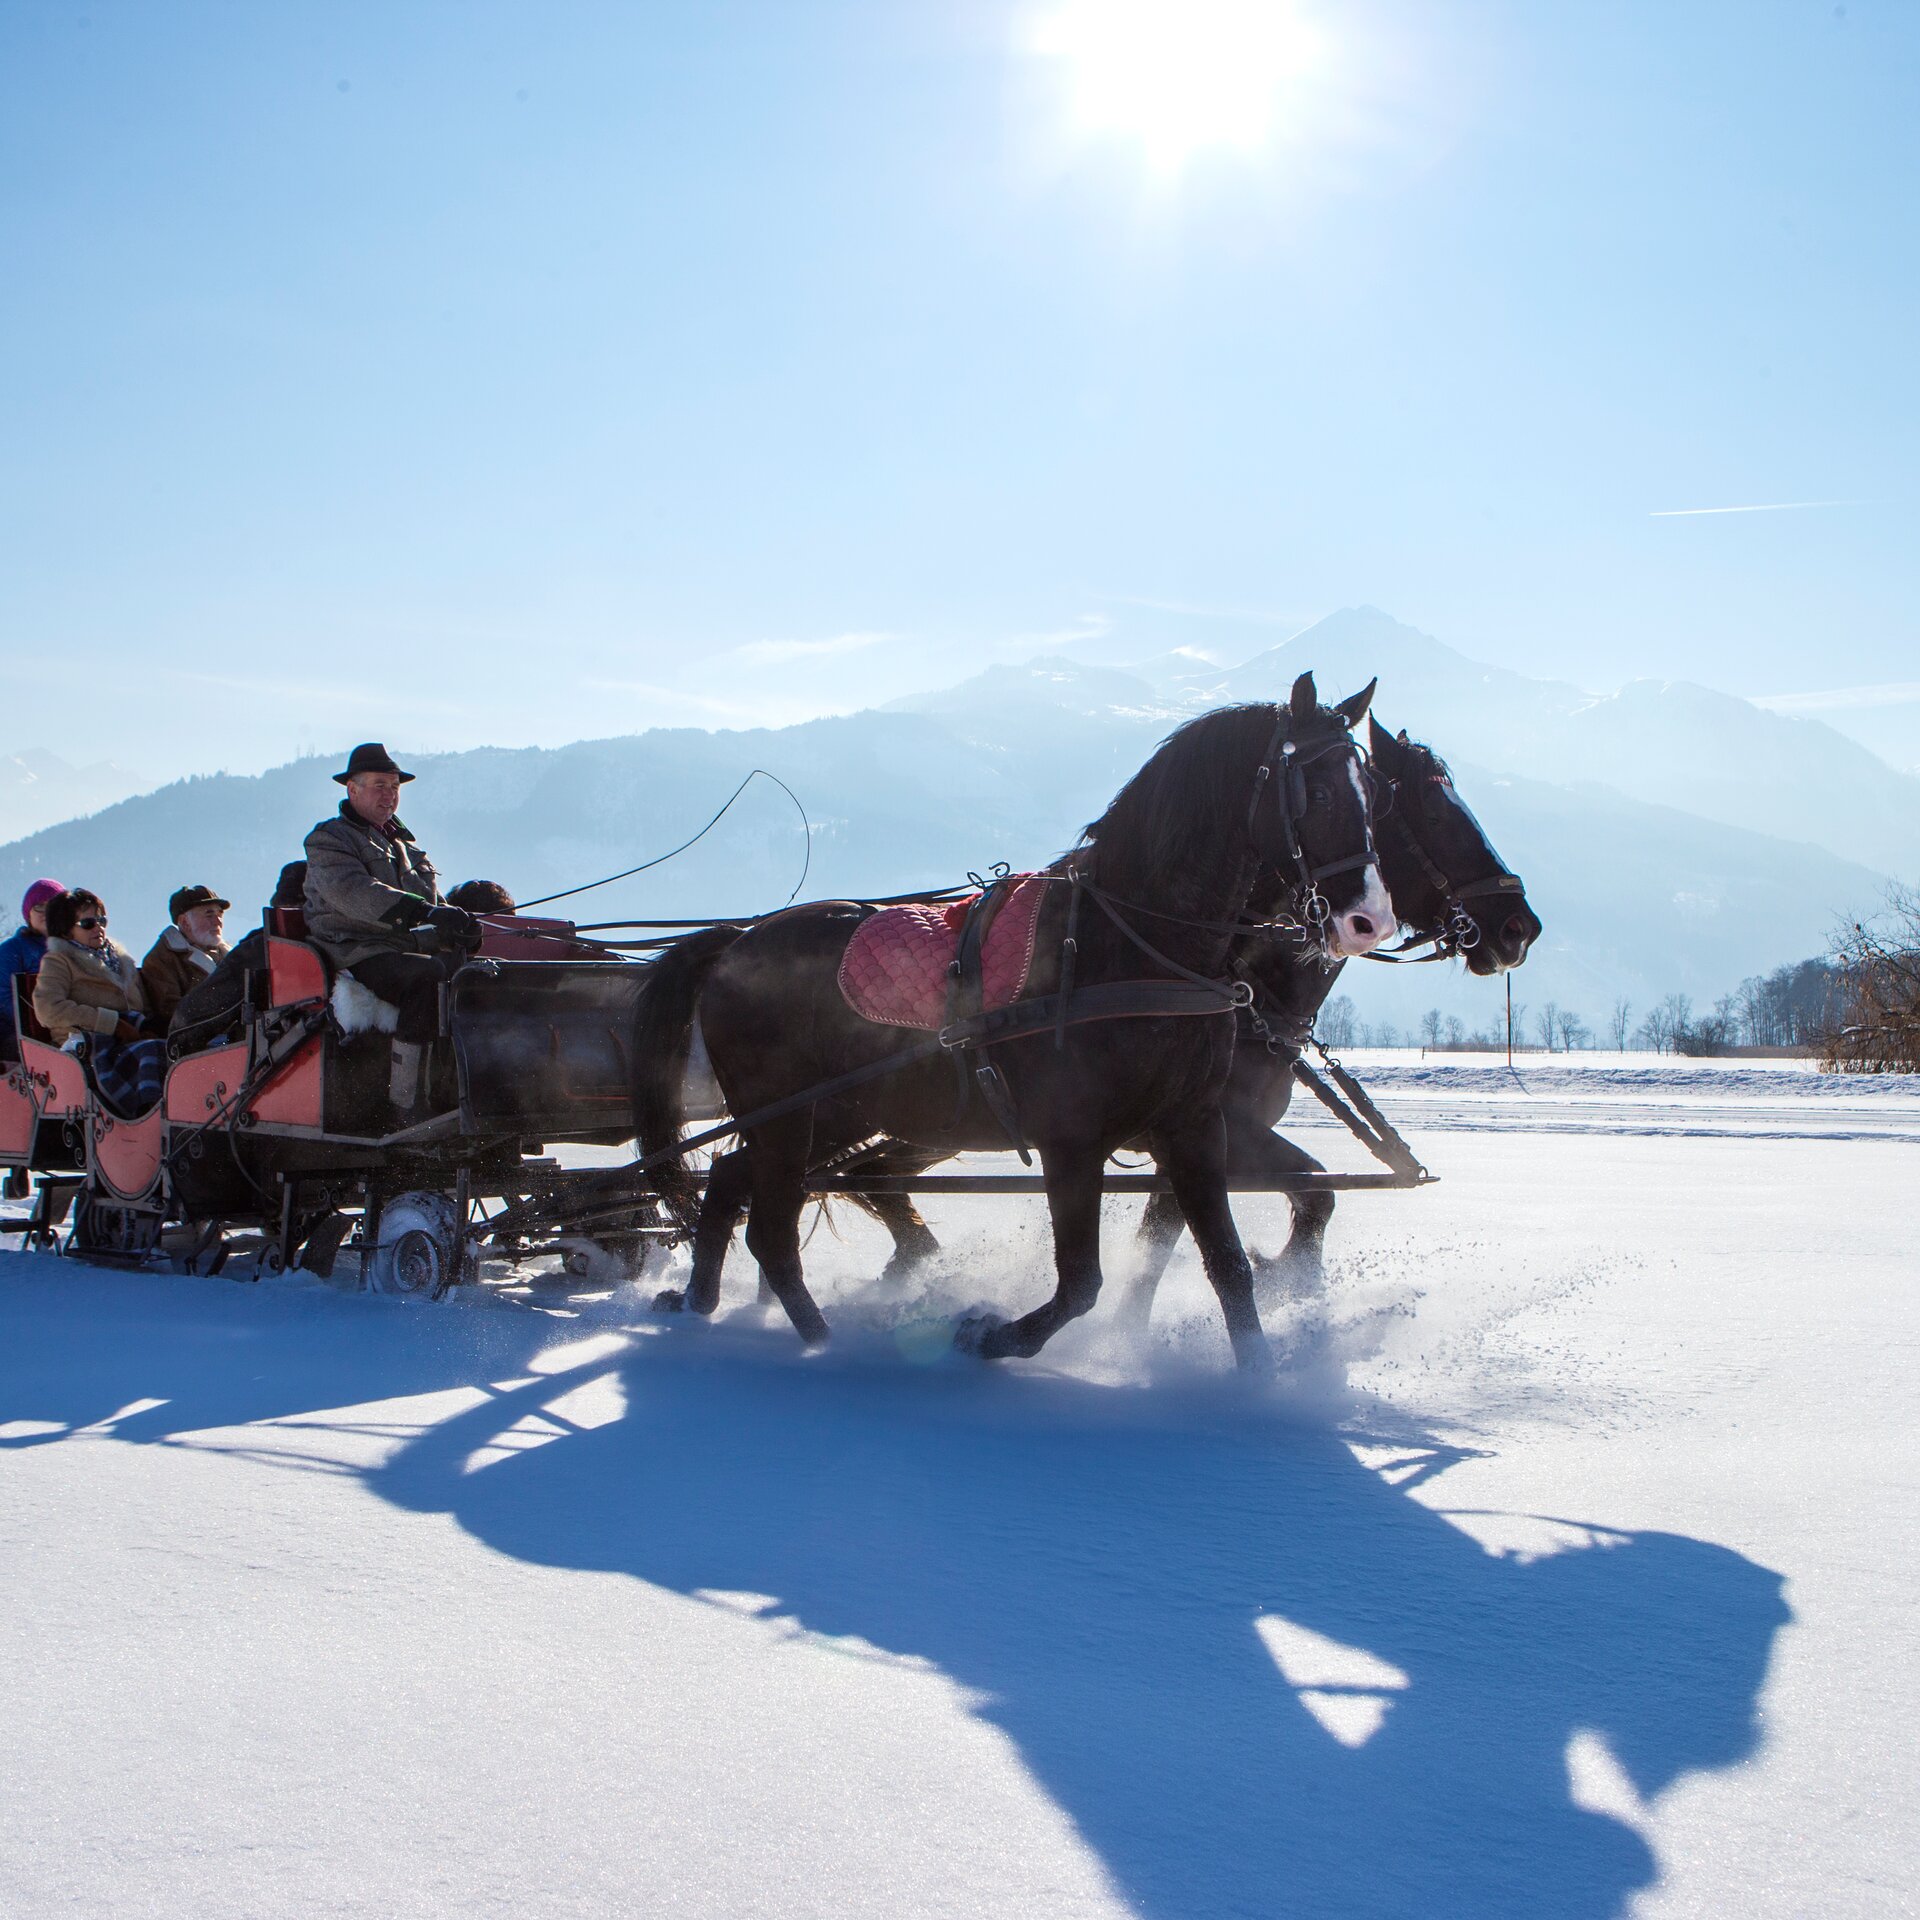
[
  {"xmin": 1367, "ymin": 717, "xmax": 1541, "ymax": 974},
  {"xmin": 1250, "ymin": 673, "xmax": 1396, "ymax": 959}
]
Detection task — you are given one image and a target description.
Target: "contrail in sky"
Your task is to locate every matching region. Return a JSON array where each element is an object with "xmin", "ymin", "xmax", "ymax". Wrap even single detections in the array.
[{"xmin": 1650, "ymin": 500, "xmax": 1861, "ymax": 517}]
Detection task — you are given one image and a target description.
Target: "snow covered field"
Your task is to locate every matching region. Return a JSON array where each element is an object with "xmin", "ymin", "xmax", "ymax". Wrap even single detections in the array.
[{"xmin": 3, "ymin": 1059, "xmax": 1915, "ymax": 1919}]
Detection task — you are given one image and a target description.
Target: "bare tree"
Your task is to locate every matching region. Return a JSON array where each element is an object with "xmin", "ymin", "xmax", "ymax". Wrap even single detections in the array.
[
  {"xmin": 1824, "ymin": 884, "xmax": 1920, "ymax": 1073},
  {"xmin": 1560, "ymin": 1011, "xmax": 1591, "ymax": 1050},
  {"xmin": 1318, "ymin": 995, "xmax": 1358, "ymax": 1049},
  {"xmin": 1609, "ymin": 997, "xmax": 1632, "ymax": 1052},
  {"xmin": 1536, "ymin": 1002, "xmax": 1563, "ymax": 1051},
  {"xmin": 1421, "ymin": 1008, "xmax": 1444, "ymax": 1050},
  {"xmin": 1736, "ymin": 958, "xmax": 1835, "ymax": 1047},
  {"xmin": 1444, "ymin": 1014, "xmax": 1466, "ymax": 1049},
  {"xmin": 1637, "ymin": 993, "xmax": 1692, "ymax": 1055}
]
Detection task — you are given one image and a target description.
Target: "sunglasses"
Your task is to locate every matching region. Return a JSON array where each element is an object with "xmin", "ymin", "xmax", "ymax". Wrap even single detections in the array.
[{"xmin": 74, "ymin": 916, "xmax": 108, "ymax": 930}]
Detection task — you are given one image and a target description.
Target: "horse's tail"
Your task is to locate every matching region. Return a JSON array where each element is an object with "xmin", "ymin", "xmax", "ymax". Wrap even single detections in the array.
[{"xmin": 631, "ymin": 923, "xmax": 746, "ymax": 1220}]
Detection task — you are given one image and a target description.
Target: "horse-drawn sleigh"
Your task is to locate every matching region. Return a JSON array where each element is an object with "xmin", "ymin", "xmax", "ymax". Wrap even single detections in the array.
[{"xmin": 1, "ymin": 677, "xmax": 1538, "ymax": 1368}]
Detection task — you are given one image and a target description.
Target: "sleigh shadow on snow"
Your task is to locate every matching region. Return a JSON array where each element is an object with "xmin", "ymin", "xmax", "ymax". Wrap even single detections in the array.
[
  {"xmin": 0, "ymin": 1258, "xmax": 1788, "ymax": 1920},
  {"xmin": 370, "ymin": 1333, "xmax": 1788, "ymax": 1920}
]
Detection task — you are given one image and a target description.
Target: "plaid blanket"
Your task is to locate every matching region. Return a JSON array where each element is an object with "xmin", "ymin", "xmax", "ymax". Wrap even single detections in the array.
[{"xmin": 90, "ymin": 1037, "xmax": 167, "ymax": 1119}]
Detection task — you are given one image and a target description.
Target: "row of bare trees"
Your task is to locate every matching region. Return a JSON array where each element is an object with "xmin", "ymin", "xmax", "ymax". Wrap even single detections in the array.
[{"xmin": 1310, "ymin": 889, "xmax": 1917, "ymax": 1069}]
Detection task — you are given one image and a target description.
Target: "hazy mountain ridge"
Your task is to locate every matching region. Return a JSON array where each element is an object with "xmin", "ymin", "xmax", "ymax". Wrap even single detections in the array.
[
  {"xmin": 0, "ymin": 749, "xmax": 156, "ymax": 844},
  {"xmin": 1, "ymin": 609, "xmax": 1902, "ymax": 1030},
  {"xmin": 1158, "ymin": 608, "xmax": 1920, "ymax": 879}
]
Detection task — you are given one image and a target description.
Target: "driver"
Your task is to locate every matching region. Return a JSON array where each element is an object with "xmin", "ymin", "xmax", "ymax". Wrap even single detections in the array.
[{"xmin": 303, "ymin": 744, "xmax": 478, "ymax": 1125}]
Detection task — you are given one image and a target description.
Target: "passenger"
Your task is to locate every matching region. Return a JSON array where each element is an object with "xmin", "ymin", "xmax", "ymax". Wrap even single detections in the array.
[
  {"xmin": 168, "ymin": 864, "xmax": 309, "ymax": 1057},
  {"xmin": 446, "ymin": 880, "xmax": 516, "ymax": 915},
  {"xmin": 0, "ymin": 877, "xmax": 63, "ymax": 1060},
  {"xmin": 139, "ymin": 885, "xmax": 232, "ymax": 1028},
  {"xmin": 33, "ymin": 890, "xmax": 167, "ymax": 1117},
  {"xmin": 303, "ymin": 744, "xmax": 478, "ymax": 1124}
]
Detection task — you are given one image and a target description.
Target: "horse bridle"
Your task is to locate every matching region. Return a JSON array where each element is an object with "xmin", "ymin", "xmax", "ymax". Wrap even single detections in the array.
[
  {"xmin": 1371, "ymin": 766, "xmax": 1525, "ymax": 960},
  {"xmin": 1246, "ymin": 711, "xmax": 1379, "ymax": 929}
]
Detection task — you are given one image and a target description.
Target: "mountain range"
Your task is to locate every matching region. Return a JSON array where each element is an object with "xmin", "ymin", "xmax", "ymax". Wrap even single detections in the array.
[
  {"xmin": 2, "ymin": 610, "xmax": 1907, "ymax": 1036},
  {"xmin": 0, "ymin": 750, "xmax": 155, "ymax": 844}
]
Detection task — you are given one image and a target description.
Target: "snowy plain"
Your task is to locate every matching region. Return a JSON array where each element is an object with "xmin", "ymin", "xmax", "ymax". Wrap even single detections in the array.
[{"xmin": 2, "ymin": 1057, "xmax": 1915, "ymax": 1919}]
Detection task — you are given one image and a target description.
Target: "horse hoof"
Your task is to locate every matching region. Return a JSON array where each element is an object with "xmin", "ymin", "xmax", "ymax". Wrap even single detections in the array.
[
  {"xmin": 952, "ymin": 1308, "xmax": 1008, "ymax": 1358},
  {"xmin": 652, "ymin": 1286, "xmax": 687, "ymax": 1313}
]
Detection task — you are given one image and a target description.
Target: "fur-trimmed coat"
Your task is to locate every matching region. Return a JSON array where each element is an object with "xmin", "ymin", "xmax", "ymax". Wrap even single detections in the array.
[
  {"xmin": 33, "ymin": 937, "xmax": 149, "ymax": 1044},
  {"xmin": 140, "ymin": 925, "xmax": 229, "ymax": 1027}
]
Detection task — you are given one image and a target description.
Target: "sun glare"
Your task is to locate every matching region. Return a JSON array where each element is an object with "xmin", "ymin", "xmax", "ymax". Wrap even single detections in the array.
[{"xmin": 1030, "ymin": 0, "xmax": 1324, "ymax": 175}]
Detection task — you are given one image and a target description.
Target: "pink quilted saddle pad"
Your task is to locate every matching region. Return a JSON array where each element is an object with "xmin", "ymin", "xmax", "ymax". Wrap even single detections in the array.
[{"xmin": 838, "ymin": 876, "xmax": 1048, "ymax": 1031}]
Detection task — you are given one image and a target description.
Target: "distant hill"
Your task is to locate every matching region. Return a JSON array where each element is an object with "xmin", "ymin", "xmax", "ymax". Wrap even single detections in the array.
[
  {"xmin": 1, "ymin": 613, "xmax": 1899, "ymax": 1033},
  {"xmin": 0, "ymin": 750, "xmax": 155, "ymax": 844}
]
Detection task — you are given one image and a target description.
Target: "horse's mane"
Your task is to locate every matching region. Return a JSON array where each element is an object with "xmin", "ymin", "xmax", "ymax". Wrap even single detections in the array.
[
  {"xmin": 1073, "ymin": 703, "xmax": 1281, "ymax": 887},
  {"xmin": 1400, "ymin": 734, "xmax": 1452, "ymax": 782},
  {"xmin": 1078, "ymin": 698, "xmax": 1361, "ymax": 887}
]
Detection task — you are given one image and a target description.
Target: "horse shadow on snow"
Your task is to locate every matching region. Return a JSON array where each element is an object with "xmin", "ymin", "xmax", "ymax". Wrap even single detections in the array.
[
  {"xmin": 0, "ymin": 1259, "xmax": 1787, "ymax": 1918},
  {"xmin": 367, "ymin": 1331, "xmax": 1788, "ymax": 1920}
]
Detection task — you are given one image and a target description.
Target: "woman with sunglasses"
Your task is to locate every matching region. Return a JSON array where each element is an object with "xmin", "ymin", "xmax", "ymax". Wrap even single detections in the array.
[{"xmin": 33, "ymin": 889, "xmax": 168, "ymax": 1116}]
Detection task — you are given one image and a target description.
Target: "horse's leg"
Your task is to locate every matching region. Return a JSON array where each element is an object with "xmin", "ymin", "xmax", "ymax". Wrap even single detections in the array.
[
  {"xmin": 871, "ymin": 1193, "xmax": 941, "ymax": 1286},
  {"xmin": 1112, "ymin": 1189, "xmax": 1188, "ymax": 1335},
  {"xmin": 958, "ymin": 1139, "xmax": 1106, "ymax": 1361},
  {"xmin": 742, "ymin": 1120, "xmax": 831, "ymax": 1348},
  {"xmin": 654, "ymin": 1145, "xmax": 750, "ymax": 1316},
  {"xmin": 1151, "ymin": 1115, "xmax": 1270, "ymax": 1372},
  {"xmin": 1238, "ymin": 1129, "xmax": 1334, "ymax": 1303}
]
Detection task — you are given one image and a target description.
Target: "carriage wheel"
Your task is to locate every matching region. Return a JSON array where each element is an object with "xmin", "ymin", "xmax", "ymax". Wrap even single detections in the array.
[{"xmin": 367, "ymin": 1191, "xmax": 473, "ymax": 1298}]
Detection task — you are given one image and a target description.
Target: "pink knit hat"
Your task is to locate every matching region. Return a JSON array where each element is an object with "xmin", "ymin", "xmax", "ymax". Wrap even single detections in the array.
[{"xmin": 20, "ymin": 879, "xmax": 63, "ymax": 923}]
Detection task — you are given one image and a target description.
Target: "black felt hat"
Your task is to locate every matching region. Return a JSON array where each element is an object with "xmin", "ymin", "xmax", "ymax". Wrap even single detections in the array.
[
  {"xmin": 333, "ymin": 743, "xmax": 415, "ymax": 786},
  {"xmin": 169, "ymin": 884, "xmax": 231, "ymax": 922}
]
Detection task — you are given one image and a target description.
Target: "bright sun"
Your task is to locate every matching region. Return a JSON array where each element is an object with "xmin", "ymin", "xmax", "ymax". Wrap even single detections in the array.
[{"xmin": 1030, "ymin": 0, "xmax": 1324, "ymax": 176}]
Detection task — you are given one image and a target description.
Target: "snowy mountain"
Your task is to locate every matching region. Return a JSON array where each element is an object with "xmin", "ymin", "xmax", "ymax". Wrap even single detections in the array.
[
  {"xmin": 0, "ymin": 650, "xmax": 1888, "ymax": 1036},
  {"xmin": 1175, "ymin": 608, "xmax": 1920, "ymax": 882}
]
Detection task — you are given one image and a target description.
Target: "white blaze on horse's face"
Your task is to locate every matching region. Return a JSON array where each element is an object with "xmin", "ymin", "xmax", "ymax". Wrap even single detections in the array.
[{"xmin": 1326, "ymin": 759, "xmax": 1396, "ymax": 957}]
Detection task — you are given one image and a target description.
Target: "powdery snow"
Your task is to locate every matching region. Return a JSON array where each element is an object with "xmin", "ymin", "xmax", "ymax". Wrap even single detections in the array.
[{"xmin": 2, "ymin": 1060, "xmax": 1915, "ymax": 1919}]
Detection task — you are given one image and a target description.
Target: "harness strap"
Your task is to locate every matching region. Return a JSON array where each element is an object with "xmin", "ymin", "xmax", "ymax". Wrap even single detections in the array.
[
  {"xmin": 1082, "ymin": 883, "xmax": 1254, "ymax": 1001},
  {"xmin": 588, "ymin": 974, "xmax": 1244, "ymax": 1206},
  {"xmin": 1380, "ymin": 805, "xmax": 1455, "ymax": 898},
  {"xmin": 943, "ymin": 878, "xmax": 1009, "ymax": 1138},
  {"xmin": 1054, "ymin": 875, "xmax": 1083, "ymax": 1052}
]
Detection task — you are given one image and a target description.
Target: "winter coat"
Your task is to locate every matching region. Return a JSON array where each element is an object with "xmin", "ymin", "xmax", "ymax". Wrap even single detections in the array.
[
  {"xmin": 32, "ymin": 937, "xmax": 150, "ymax": 1046},
  {"xmin": 302, "ymin": 801, "xmax": 442, "ymax": 968},
  {"xmin": 140, "ymin": 925, "xmax": 230, "ymax": 1027},
  {"xmin": 168, "ymin": 929, "xmax": 266, "ymax": 1056},
  {"xmin": 0, "ymin": 925, "xmax": 47, "ymax": 1044}
]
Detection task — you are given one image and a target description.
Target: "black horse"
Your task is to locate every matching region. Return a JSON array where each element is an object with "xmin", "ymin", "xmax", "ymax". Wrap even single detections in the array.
[
  {"xmin": 631, "ymin": 677, "xmax": 1393, "ymax": 1369},
  {"xmin": 1116, "ymin": 717, "xmax": 1543, "ymax": 1330},
  {"xmin": 659, "ymin": 715, "xmax": 1542, "ymax": 1339}
]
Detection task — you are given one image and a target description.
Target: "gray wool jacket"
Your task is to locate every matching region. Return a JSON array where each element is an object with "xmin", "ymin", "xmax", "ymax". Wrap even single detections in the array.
[{"xmin": 302, "ymin": 801, "xmax": 443, "ymax": 968}]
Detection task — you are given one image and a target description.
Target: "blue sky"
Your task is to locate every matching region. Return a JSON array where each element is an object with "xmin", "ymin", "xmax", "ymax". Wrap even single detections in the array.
[{"xmin": 2, "ymin": 0, "xmax": 1915, "ymax": 781}]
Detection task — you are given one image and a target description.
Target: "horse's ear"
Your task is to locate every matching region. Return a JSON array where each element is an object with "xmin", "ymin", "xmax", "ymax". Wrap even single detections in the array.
[
  {"xmin": 1333, "ymin": 677, "xmax": 1377, "ymax": 729},
  {"xmin": 1289, "ymin": 671, "xmax": 1318, "ymax": 722},
  {"xmin": 1367, "ymin": 712, "xmax": 1398, "ymax": 764}
]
